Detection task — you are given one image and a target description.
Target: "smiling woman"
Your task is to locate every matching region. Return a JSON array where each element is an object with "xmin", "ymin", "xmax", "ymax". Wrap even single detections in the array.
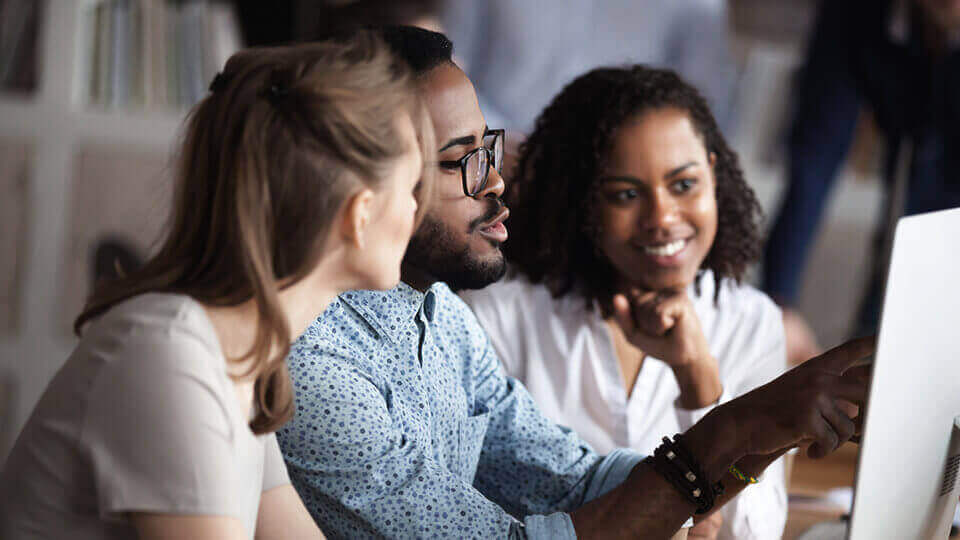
[
  {"xmin": 460, "ymin": 66, "xmax": 787, "ymax": 540},
  {"xmin": 594, "ymin": 107, "xmax": 719, "ymax": 294}
]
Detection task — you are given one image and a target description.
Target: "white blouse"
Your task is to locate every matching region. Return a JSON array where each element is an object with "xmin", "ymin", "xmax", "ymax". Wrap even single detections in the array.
[{"xmin": 461, "ymin": 271, "xmax": 788, "ymax": 540}]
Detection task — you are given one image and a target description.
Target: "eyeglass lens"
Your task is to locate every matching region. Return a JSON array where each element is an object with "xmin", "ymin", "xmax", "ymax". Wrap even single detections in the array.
[
  {"xmin": 485, "ymin": 131, "xmax": 504, "ymax": 173},
  {"xmin": 465, "ymin": 149, "xmax": 490, "ymax": 195}
]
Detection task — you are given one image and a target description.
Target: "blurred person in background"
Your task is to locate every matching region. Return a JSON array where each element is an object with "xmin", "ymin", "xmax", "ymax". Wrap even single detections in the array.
[
  {"xmin": 441, "ymin": 0, "xmax": 739, "ymax": 168},
  {"xmin": 462, "ymin": 65, "xmax": 787, "ymax": 540},
  {"xmin": 0, "ymin": 32, "xmax": 434, "ymax": 539},
  {"xmin": 764, "ymin": 0, "xmax": 960, "ymax": 363}
]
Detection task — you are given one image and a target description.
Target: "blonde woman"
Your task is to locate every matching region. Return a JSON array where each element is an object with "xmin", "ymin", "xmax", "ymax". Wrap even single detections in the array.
[{"xmin": 0, "ymin": 31, "xmax": 434, "ymax": 540}]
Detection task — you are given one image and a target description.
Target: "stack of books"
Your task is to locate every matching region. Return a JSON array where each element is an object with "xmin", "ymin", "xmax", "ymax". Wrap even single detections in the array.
[{"xmin": 87, "ymin": 0, "xmax": 242, "ymax": 110}]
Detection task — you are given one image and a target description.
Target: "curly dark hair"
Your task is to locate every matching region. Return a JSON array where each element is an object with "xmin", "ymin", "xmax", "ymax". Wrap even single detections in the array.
[{"xmin": 504, "ymin": 65, "xmax": 762, "ymax": 310}]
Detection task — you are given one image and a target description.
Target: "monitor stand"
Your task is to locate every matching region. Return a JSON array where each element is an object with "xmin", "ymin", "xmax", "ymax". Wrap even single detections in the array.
[{"xmin": 924, "ymin": 416, "xmax": 960, "ymax": 539}]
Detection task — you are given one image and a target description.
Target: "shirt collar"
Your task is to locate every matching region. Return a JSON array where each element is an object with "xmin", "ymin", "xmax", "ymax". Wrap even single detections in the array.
[{"xmin": 338, "ymin": 281, "xmax": 443, "ymax": 343}]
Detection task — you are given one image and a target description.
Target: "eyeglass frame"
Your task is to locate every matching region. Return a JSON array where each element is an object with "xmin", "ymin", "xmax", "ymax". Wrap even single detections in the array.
[{"xmin": 438, "ymin": 128, "xmax": 505, "ymax": 198}]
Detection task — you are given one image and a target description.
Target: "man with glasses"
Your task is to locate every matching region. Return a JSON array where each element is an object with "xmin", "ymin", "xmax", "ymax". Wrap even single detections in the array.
[{"xmin": 278, "ymin": 26, "xmax": 873, "ymax": 539}]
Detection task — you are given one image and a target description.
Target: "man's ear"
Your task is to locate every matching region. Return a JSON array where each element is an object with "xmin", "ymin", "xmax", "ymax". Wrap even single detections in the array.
[{"xmin": 341, "ymin": 188, "xmax": 375, "ymax": 249}]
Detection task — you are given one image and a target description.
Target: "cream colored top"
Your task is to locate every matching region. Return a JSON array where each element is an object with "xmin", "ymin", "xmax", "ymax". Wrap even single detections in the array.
[{"xmin": 0, "ymin": 293, "xmax": 290, "ymax": 539}]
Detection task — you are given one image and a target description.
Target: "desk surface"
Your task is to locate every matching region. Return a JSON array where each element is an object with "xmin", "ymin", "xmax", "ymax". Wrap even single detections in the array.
[{"xmin": 784, "ymin": 443, "xmax": 959, "ymax": 539}]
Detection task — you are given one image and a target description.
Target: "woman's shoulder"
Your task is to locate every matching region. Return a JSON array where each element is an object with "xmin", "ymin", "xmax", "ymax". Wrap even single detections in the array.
[
  {"xmin": 76, "ymin": 294, "xmax": 237, "ymax": 436},
  {"xmin": 696, "ymin": 272, "xmax": 781, "ymax": 326},
  {"xmin": 80, "ymin": 292, "xmax": 224, "ymax": 379},
  {"xmin": 695, "ymin": 273, "xmax": 784, "ymax": 360}
]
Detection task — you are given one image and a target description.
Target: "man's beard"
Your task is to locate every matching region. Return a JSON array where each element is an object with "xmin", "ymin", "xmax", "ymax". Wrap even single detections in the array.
[{"xmin": 404, "ymin": 201, "xmax": 508, "ymax": 291}]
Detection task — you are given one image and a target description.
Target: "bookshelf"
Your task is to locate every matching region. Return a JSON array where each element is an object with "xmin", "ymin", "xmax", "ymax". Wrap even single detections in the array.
[{"xmin": 0, "ymin": 0, "xmax": 240, "ymax": 462}]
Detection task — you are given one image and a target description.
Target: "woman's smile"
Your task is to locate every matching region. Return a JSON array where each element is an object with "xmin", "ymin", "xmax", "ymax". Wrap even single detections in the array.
[{"xmin": 634, "ymin": 236, "xmax": 694, "ymax": 267}]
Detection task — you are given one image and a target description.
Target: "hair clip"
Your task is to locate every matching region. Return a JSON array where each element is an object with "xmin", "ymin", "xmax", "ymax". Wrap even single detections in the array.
[
  {"xmin": 208, "ymin": 72, "xmax": 227, "ymax": 93},
  {"xmin": 262, "ymin": 67, "xmax": 294, "ymax": 106},
  {"xmin": 267, "ymin": 83, "xmax": 290, "ymax": 99},
  {"xmin": 266, "ymin": 83, "xmax": 290, "ymax": 103}
]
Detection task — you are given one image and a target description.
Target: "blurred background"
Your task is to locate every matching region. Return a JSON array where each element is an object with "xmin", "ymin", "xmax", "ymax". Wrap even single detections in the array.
[{"xmin": 3, "ymin": 0, "xmax": 953, "ymax": 536}]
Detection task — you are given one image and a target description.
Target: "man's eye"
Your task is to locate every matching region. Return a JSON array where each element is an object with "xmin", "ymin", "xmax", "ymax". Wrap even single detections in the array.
[
  {"xmin": 672, "ymin": 178, "xmax": 697, "ymax": 193},
  {"xmin": 438, "ymin": 161, "xmax": 460, "ymax": 171}
]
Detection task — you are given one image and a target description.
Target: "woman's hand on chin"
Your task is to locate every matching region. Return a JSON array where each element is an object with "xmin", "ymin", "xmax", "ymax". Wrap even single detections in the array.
[{"xmin": 612, "ymin": 289, "xmax": 722, "ymax": 408}]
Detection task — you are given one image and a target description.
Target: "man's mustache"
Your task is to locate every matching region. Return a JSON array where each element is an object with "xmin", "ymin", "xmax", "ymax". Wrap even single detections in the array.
[{"xmin": 469, "ymin": 198, "xmax": 505, "ymax": 231}]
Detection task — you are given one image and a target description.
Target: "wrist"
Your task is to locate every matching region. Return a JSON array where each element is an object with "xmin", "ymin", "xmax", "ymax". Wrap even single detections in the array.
[
  {"xmin": 673, "ymin": 359, "xmax": 722, "ymax": 409},
  {"xmin": 681, "ymin": 407, "xmax": 747, "ymax": 483},
  {"xmin": 734, "ymin": 447, "xmax": 791, "ymax": 478}
]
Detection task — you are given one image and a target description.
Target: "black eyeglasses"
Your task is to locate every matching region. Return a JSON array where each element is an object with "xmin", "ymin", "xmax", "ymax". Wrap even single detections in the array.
[{"xmin": 439, "ymin": 129, "xmax": 505, "ymax": 198}]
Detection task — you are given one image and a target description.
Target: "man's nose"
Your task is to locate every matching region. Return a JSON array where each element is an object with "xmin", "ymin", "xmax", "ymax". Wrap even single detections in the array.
[{"xmin": 476, "ymin": 166, "xmax": 505, "ymax": 200}]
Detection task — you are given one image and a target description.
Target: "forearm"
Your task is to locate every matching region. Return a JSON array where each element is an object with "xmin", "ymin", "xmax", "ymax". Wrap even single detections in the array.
[
  {"xmin": 673, "ymin": 360, "xmax": 722, "ymax": 410},
  {"xmin": 255, "ymin": 485, "xmax": 325, "ymax": 540},
  {"xmin": 570, "ymin": 461, "xmax": 696, "ymax": 540},
  {"xmin": 571, "ymin": 409, "xmax": 745, "ymax": 539}
]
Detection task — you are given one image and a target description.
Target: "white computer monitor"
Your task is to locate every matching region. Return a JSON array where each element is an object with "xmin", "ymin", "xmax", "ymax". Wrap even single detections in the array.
[{"xmin": 847, "ymin": 208, "xmax": 960, "ymax": 539}]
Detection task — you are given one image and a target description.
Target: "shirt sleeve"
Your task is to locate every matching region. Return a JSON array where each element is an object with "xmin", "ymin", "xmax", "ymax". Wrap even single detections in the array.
[
  {"xmin": 469, "ymin": 341, "xmax": 700, "ymax": 537},
  {"xmin": 278, "ymin": 345, "xmax": 521, "ymax": 538},
  {"xmin": 82, "ymin": 328, "xmax": 244, "ymax": 521},
  {"xmin": 458, "ymin": 289, "xmax": 653, "ymax": 514},
  {"xmin": 262, "ymin": 434, "xmax": 291, "ymax": 492}
]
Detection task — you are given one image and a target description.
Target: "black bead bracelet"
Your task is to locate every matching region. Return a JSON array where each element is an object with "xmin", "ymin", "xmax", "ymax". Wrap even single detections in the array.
[{"xmin": 644, "ymin": 435, "xmax": 724, "ymax": 515}]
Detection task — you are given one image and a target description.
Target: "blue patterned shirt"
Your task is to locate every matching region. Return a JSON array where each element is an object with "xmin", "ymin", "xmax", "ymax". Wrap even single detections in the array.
[{"xmin": 278, "ymin": 282, "xmax": 643, "ymax": 539}]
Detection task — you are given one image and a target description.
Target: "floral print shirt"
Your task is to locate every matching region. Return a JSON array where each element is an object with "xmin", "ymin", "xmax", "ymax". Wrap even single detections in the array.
[{"xmin": 278, "ymin": 282, "xmax": 642, "ymax": 539}]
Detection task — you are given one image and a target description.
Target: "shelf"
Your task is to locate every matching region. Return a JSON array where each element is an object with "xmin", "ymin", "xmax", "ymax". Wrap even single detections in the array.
[
  {"xmin": 73, "ymin": 108, "xmax": 188, "ymax": 146},
  {"xmin": 0, "ymin": 98, "xmax": 187, "ymax": 148},
  {"xmin": 76, "ymin": 0, "xmax": 242, "ymax": 111}
]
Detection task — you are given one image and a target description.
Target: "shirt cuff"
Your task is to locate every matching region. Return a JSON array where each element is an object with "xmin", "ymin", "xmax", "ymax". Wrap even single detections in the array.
[
  {"xmin": 516, "ymin": 451, "xmax": 643, "ymax": 539},
  {"xmin": 583, "ymin": 448, "xmax": 643, "ymax": 501},
  {"xmin": 583, "ymin": 448, "xmax": 695, "ymax": 530},
  {"xmin": 522, "ymin": 512, "xmax": 577, "ymax": 539}
]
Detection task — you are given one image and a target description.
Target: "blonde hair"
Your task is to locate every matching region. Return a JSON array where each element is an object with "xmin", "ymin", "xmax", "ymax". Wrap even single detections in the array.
[{"xmin": 75, "ymin": 31, "xmax": 435, "ymax": 434}]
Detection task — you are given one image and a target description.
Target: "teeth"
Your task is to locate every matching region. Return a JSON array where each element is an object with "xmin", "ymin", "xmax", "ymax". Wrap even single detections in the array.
[{"xmin": 643, "ymin": 239, "xmax": 686, "ymax": 257}]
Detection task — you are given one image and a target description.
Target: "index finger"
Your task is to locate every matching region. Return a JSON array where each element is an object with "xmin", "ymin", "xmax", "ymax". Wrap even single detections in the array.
[{"xmin": 811, "ymin": 335, "xmax": 876, "ymax": 374}]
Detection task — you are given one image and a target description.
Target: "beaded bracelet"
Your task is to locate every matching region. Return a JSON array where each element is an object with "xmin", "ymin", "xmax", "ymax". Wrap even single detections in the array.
[
  {"xmin": 728, "ymin": 465, "xmax": 760, "ymax": 484},
  {"xmin": 645, "ymin": 435, "xmax": 725, "ymax": 514}
]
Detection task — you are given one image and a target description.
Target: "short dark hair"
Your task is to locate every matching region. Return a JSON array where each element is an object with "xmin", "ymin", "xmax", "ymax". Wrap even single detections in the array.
[
  {"xmin": 378, "ymin": 25, "xmax": 454, "ymax": 76},
  {"xmin": 504, "ymin": 65, "xmax": 763, "ymax": 309},
  {"xmin": 298, "ymin": 1, "xmax": 443, "ymax": 44}
]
